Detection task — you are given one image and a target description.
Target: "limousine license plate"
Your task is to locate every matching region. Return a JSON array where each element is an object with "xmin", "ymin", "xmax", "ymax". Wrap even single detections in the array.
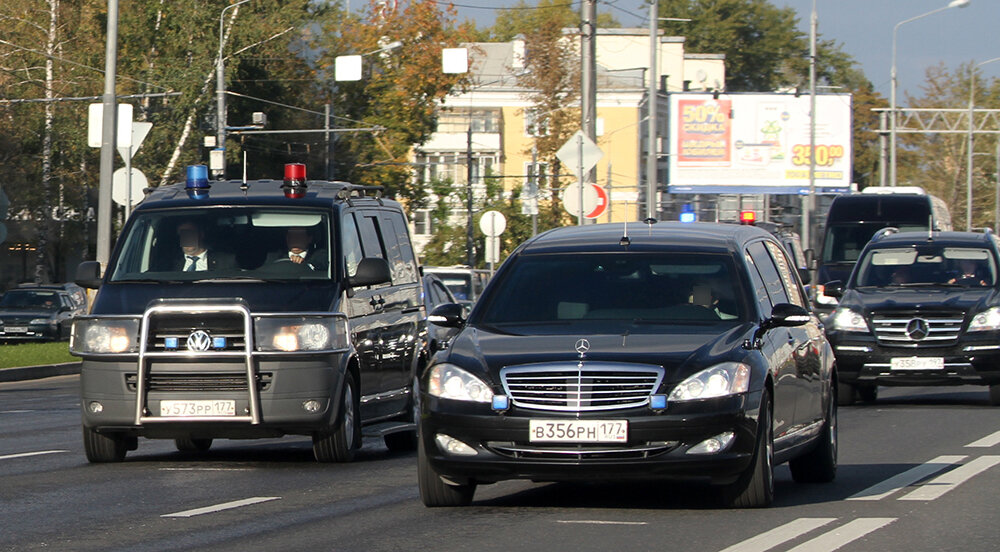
[
  {"xmin": 529, "ymin": 419, "xmax": 627, "ymax": 443},
  {"xmin": 160, "ymin": 400, "xmax": 236, "ymax": 417},
  {"xmin": 890, "ymin": 357, "xmax": 944, "ymax": 371}
]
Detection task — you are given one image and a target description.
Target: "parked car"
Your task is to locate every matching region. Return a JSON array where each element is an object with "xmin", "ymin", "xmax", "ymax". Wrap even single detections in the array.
[
  {"xmin": 824, "ymin": 228, "xmax": 1000, "ymax": 405},
  {"xmin": 0, "ymin": 284, "xmax": 87, "ymax": 341},
  {"xmin": 423, "ymin": 265, "xmax": 490, "ymax": 305},
  {"xmin": 418, "ymin": 222, "xmax": 837, "ymax": 508}
]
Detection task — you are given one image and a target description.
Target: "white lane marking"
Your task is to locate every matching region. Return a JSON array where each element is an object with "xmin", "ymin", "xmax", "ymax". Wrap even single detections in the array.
[
  {"xmin": 556, "ymin": 520, "xmax": 647, "ymax": 526},
  {"xmin": 159, "ymin": 468, "xmax": 256, "ymax": 472},
  {"xmin": 966, "ymin": 430, "xmax": 1000, "ymax": 448},
  {"xmin": 0, "ymin": 410, "xmax": 35, "ymax": 414},
  {"xmin": 161, "ymin": 496, "xmax": 281, "ymax": 518},
  {"xmin": 847, "ymin": 455, "xmax": 966, "ymax": 501},
  {"xmin": 718, "ymin": 518, "xmax": 837, "ymax": 552},
  {"xmin": 0, "ymin": 450, "xmax": 68, "ymax": 461},
  {"xmin": 899, "ymin": 455, "xmax": 1000, "ymax": 501},
  {"xmin": 785, "ymin": 518, "xmax": 896, "ymax": 552}
]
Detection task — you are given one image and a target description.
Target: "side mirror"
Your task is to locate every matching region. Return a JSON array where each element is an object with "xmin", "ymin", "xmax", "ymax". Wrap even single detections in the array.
[
  {"xmin": 428, "ymin": 302, "xmax": 466, "ymax": 328},
  {"xmin": 75, "ymin": 261, "xmax": 103, "ymax": 289},
  {"xmin": 762, "ymin": 303, "xmax": 811, "ymax": 331},
  {"xmin": 823, "ymin": 280, "xmax": 844, "ymax": 299},
  {"xmin": 797, "ymin": 267, "xmax": 812, "ymax": 286},
  {"xmin": 346, "ymin": 257, "xmax": 391, "ymax": 288}
]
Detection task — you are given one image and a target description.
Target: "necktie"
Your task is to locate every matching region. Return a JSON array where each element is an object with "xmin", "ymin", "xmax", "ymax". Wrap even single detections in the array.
[{"xmin": 186, "ymin": 255, "xmax": 199, "ymax": 271}]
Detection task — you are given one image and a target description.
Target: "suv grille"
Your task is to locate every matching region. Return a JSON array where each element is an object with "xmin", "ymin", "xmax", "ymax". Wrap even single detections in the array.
[
  {"xmin": 500, "ymin": 363, "xmax": 664, "ymax": 412},
  {"xmin": 872, "ymin": 311, "xmax": 964, "ymax": 347}
]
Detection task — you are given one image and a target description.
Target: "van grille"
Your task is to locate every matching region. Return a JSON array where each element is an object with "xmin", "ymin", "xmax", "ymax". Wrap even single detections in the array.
[
  {"xmin": 126, "ymin": 372, "xmax": 271, "ymax": 392},
  {"xmin": 500, "ymin": 363, "xmax": 664, "ymax": 412},
  {"xmin": 145, "ymin": 312, "xmax": 248, "ymax": 352}
]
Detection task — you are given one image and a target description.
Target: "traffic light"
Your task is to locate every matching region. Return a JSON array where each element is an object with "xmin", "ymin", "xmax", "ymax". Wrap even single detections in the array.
[{"xmin": 739, "ymin": 210, "xmax": 756, "ymax": 225}]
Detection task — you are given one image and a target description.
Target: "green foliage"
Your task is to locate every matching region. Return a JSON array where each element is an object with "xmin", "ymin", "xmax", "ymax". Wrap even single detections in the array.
[{"xmin": 0, "ymin": 342, "xmax": 76, "ymax": 370}]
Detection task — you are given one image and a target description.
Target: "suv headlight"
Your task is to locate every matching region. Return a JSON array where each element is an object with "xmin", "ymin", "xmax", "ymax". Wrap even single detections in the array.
[
  {"xmin": 254, "ymin": 316, "xmax": 348, "ymax": 352},
  {"xmin": 70, "ymin": 318, "xmax": 140, "ymax": 354},
  {"xmin": 830, "ymin": 308, "xmax": 869, "ymax": 332},
  {"xmin": 427, "ymin": 364, "xmax": 493, "ymax": 403},
  {"xmin": 669, "ymin": 362, "xmax": 751, "ymax": 402},
  {"xmin": 968, "ymin": 307, "xmax": 1000, "ymax": 332}
]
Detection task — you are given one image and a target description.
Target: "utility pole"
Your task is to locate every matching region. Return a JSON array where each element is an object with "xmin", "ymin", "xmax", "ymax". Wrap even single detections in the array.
[
  {"xmin": 466, "ymin": 126, "xmax": 475, "ymax": 267},
  {"xmin": 646, "ymin": 0, "xmax": 658, "ymax": 221},
  {"xmin": 804, "ymin": 0, "xmax": 817, "ymax": 253},
  {"xmin": 581, "ymin": 0, "xmax": 597, "ymax": 223},
  {"xmin": 96, "ymin": 0, "xmax": 119, "ymax": 270}
]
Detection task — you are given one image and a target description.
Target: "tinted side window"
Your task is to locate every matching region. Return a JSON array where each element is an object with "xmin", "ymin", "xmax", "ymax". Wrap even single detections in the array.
[
  {"xmin": 764, "ymin": 241, "xmax": 806, "ymax": 308},
  {"xmin": 357, "ymin": 212, "xmax": 386, "ymax": 259},
  {"xmin": 380, "ymin": 211, "xmax": 418, "ymax": 284},
  {"xmin": 747, "ymin": 242, "xmax": 790, "ymax": 313},
  {"xmin": 342, "ymin": 214, "xmax": 364, "ymax": 278},
  {"xmin": 744, "ymin": 250, "xmax": 773, "ymax": 319}
]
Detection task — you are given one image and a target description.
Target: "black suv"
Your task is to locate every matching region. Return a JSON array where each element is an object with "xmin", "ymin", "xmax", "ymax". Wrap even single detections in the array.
[
  {"xmin": 0, "ymin": 284, "xmax": 88, "ymax": 341},
  {"xmin": 824, "ymin": 229, "xmax": 1000, "ymax": 405},
  {"xmin": 419, "ymin": 222, "xmax": 837, "ymax": 508},
  {"xmin": 71, "ymin": 164, "xmax": 425, "ymax": 462}
]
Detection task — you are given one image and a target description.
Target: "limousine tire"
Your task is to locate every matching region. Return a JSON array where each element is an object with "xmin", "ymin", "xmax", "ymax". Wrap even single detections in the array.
[
  {"xmin": 418, "ymin": 438, "xmax": 475, "ymax": 507},
  {"xmin": 721, "ymin": 391, "xmax": 774, "ymax": 508}
]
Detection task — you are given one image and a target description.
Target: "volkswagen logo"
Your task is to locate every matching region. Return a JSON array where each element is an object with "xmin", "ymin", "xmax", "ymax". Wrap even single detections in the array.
[
  {"xmin": 575, "ymin": 338, "xmax": 590, "ymax": 357},
  {"xmin": 905, "ymin": 318, "xmax": 930, "ymax": 341},
  {"xmin": 186, "ymin": 330, "xmax": 213, "ymax": 352}
]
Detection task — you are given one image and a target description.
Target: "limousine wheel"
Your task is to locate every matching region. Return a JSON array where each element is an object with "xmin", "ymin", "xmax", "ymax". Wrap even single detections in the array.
[
  {"xmin": 789, "ymin": 393, "xmax": 837, "ymax": 483},
  {"xmin": 313, "ymin": 372, "xmax": 360, "ymax": 462},
  {"xmin": 418, "ymin": 438, "xmax": 475, "ymax": 507},
  {"xmin": 721, "ymin": 390, "xmax": 774, "ymax": 508}
]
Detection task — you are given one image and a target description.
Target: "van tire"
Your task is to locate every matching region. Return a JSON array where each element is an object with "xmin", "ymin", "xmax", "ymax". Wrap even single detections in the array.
[
  {"xmin": 384, "ymin": 377, "xmax": 419, "ymax": 452},
  {"xmin": 313, "ymin": 372, "xmax": 360, "ymax": 462},
  {"xmin": 83, "ymin": 426, "xmax": 127, "ymax": 463},
  {"xmin": 175, "ymin": 438, "xmax": 212, "ymax": 452}
]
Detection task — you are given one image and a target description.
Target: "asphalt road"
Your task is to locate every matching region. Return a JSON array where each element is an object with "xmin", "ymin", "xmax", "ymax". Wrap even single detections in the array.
[{"xmin": 3, "ymin": 376, "xmax": 1000, "ymax": 552}]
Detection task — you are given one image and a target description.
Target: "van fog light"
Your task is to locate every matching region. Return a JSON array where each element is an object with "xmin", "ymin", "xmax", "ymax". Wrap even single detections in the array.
[
  {"xmin": 687, "ymin": 432, "xmax": 735, "ymax": 455},
  {"xmin": 435, "ymin": 433, "xmax": 478, "ymax": 456},
  {"xmin": 88, "ymin": 401, "xmax": 104, "ymax": 414},
  {"xmin": 302, "ymin": 400, "xmax": 321, "ymax": 413}
]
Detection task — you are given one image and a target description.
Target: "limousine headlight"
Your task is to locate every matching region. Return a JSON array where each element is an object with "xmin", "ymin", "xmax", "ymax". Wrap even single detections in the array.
[
  {"xmin": 255, "ymin": 316, "xmax": 348, "ymax": 352},
  {"xmin": 70, "ymin": 318, "xmax": 140, "ymax": 354},
  {"xmin": 669, "ymin": 362, "xmax": 751, "ymax": 402},
  {"xmin": 427, "ymin": 364, "xmax": 493, "ymax": 403}
]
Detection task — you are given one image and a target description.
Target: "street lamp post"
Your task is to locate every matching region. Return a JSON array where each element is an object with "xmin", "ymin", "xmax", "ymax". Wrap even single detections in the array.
[
  {"xmin": 966, "ymin": 56, "xmax": 1000, "ymax": 231},
  {"xmin": 216, "ymin": 0, "xmax": 252, "ymax": 181},
  {"xmin": 890, "ymin": 0, "xmax": 969, "ymax": 188}
]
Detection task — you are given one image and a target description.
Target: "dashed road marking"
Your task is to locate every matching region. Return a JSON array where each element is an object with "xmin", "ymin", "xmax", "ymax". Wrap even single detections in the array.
[
  {"xmin": 718, "ymin": 518, "xmax": 836, "ymax": 552},
  {"xmin": 556, "ymin": 520, "xmax": 648, "ymax": 526},
  {"xmin": 899, "ymin": 455, "xmax": 1000, "ymax": 501},
  {"xmin": 847, "ymin": 455, "xmax": 966, "ymax": 501},
  {"xmin": 161, "ymin": 496, "xmax": 281, "ymax": 518},
  {"xmin": 966, "ymin": 430, "xmax": 1000, "ymax": 448},
  {"xmin": 0, "ymin": 450, "xmax": 67, "ymax": 461},
  {"xmin": 785, "ymin": 518, "xmax": 896, "ymax": 552}
]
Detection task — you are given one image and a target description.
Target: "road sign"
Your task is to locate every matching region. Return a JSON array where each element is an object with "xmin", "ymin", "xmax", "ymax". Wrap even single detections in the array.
[
  {"xmin": 117, "ymin": 122, "xmax": 152, "ymax": 163},
  {"xmin": 556, "ymin": 130, "xmax": 604, "ymax": 177},
  {"xmin": 112, "ymin": 168, "xmax": 148, "ymax": 207},
  {"xmin": 87, "ymin": 103, "xmax": 133, "ymax": 148},
  {"xmin": 561, "ymin": 183, "xmax": 608, "ymax": 219},
  {"xmin": 479, "ymin": 210, "xmax": 507, "ymax": 237}
]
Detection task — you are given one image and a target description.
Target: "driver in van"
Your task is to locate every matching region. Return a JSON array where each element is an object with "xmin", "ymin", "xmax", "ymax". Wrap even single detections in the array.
[{"xmin": 267, "ymin": 227, "xmax": 327, "ymax": 271}]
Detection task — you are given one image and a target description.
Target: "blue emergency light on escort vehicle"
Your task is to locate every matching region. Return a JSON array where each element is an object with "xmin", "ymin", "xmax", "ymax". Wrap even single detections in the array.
[{"xmin": 70, "ymin": 163, "xmax": 427, "ymax": 463}]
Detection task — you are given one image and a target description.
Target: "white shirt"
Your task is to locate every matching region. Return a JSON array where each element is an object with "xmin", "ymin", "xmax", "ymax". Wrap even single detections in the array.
[{"xmin": 184, "ymin": 252, "xmax": 207, "ymax": 271}]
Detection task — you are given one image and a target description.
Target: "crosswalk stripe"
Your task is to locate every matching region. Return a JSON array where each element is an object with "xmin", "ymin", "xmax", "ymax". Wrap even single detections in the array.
[
  {"xmin": 898, "ymin": 455, "xmax": 1000, "ymax": 501},
  {"xmin": 161, "ymin": 496, "xmax": 281, "ymax": 518},
  {"xmin": 718, "ymin": 518, "xmax": 837, "ymax": 552},
  {"xmin": 966, "ymin": 430, "xmax": 1000, "ymax": 448},
  {"xmin": 785, "ymin": 518, "xmax": 896, "ymax": 552},
  {"xmin": 847, "ymin": 455, "xmax": 966, "ymax": 501}
]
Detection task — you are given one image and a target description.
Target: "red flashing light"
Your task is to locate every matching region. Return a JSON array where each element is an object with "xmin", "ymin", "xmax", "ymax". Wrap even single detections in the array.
[
  {"xmin": 739, "ymin": 211, "xmax": 756, "ymax": 225},
  {"xmin": 283, "ymin": 163, "xmax": 307, "ymax": 198}
]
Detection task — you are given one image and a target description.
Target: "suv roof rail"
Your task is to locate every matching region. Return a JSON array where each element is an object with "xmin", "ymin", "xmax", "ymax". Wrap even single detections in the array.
[{"xmin": 871, "ymin": 227, "xmax": 900, "ymax": 241}]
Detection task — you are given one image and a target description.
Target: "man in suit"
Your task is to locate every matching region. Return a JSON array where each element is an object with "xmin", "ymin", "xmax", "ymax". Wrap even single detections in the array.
[
  {"xmin": 175, "ymin": 220, "xmax": 236, "ymax": 272},
  {"xmin": 266, "ymin": 226, "xmax": 327, "ymax": 271}
]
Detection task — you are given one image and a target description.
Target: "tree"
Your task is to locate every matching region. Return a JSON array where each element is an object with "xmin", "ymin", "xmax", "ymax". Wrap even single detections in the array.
[{"xmin": 487, "ymin": 0, "xmax": 619, "ymax": 42}]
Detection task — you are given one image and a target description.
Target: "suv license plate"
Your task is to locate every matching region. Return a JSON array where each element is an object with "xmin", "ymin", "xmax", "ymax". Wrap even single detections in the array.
[
  {"xmin": 529, "ymin": 420, "xmax": 627, "ymax": 443},
  {"xmin": 890, "ymin": 357, "xmax": 944, "ymax": 371},
  {"xmin": 5, "ymin": 327, "xmax": 28, "ymax": 333},
  {"xmin": 160, "ymin": 400, "xmax": 236, "ymax": 417}
]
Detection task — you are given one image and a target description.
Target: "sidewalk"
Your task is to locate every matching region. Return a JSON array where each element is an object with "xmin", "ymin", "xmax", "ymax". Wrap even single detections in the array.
[{"xmin": 0, "ymin": 362, "xmax": 81, "ymax": 383}]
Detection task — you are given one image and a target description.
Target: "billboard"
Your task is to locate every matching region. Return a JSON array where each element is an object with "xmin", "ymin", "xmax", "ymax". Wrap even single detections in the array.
[{"xmin": 667, "ymin": 93, "xmax": 852, "ymax": 194}]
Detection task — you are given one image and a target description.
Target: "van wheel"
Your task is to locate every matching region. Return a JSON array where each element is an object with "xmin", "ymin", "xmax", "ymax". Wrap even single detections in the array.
[
  {"xmin": 313, "ymin": 372, "xmax": 360, "ymax": 462},
  {"xmin": 384, "ymin": 377, "xmax": 419, "ymax": 452},
  {"xmin": 83, "ymin": 426, "xmax": 128, "ymax": 463},
  {"xmin": 720, "ymin": 391, "xmax": 774, "ymax": 508},
  {"xmin": 857, "ymin": 385, "xmax": 878, "ymax": 403},
  {"xmin": 837, "ymin": 382, "xmax": 856, "ymax": 406},
  {"xmin": 418, "ymin": 437, "xmax": 475, "ymax": 507},
  {"xmin": 789, "ymin": 393, "xmax": 837, "ymax": 483},
  {"xmin": 175, "ymin": 438, "xmax": 213, "ymax": 452}
]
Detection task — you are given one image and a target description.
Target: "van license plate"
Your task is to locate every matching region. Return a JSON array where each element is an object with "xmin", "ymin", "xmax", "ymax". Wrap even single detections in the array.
[
  {"xmin": 890, "ymin": 357, "xmax": 944, "ymax": 371},
  {"xmin": 160, "ymin": 400, "xmax": 236, "ymax": 417},
  {"xmin": 529, "ymin": 420, "xmax": 627, "ymax": 443}
]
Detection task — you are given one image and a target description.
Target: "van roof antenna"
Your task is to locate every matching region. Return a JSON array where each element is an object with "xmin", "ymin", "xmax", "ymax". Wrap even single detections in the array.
[
  {"xmin": 644, "ymin": 217, "xmax": 657, "ymax": 236},
  {"xmin": 928, "ymin": 215, "xmax": 932, "ymax": 240},
  {"xmin": 240, "ymin": 151, "xmax": 249, "ymax": 192},
  {"xmin": 619, "ymin": 220, "xmax": 630, "ymax": 247}
]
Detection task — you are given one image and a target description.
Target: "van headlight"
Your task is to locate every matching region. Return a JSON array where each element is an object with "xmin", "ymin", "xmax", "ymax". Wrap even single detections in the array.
[
  {"xmin": 830, "ymin": 308, "xmax": 869, "ymax": 332},
  {"xmin": 70, "ymin": 318, "xmax": 140, "ymax": 354},
  {"xmin": 968, "ymin": 307, "xmax": 1000, "ymax": 332},
  {"xmin": 427, "ymin": 364, "xmax": 493, "ymax": 403},
  {"xmin": 669, "ymin": 363, "xmax": 751, "ymax": 402},
  {"xmin": 255, "ymin": 316, "xmax": 348, "ymax": 352}
]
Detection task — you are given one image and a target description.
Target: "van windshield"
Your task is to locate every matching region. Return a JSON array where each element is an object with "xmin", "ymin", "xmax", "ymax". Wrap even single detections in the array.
[
  {"xmin": 107, "ymin": 208, "xmax": 333, "ymax": 282},
  {"xmin": 473, "ymin": 252, "xmax": 746, "ymax": 331},
  {"xmin": 821, "ymin": 222, "xmax": 927, "ymax": 264}
]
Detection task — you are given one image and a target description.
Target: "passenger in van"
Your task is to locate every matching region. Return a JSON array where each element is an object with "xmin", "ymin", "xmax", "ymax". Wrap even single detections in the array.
[
  {"xmin": 267, "ymin": 227, "xmax": 327, "ymax": 271},
  {"xmin": 174, "ymin": 220, "xmax": 236, "ymax": 272}
]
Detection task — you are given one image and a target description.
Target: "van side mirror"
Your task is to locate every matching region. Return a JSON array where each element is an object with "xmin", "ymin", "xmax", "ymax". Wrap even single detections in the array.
[
  {"xmin": 75, "ymin": 261, "xmax": 103, "ymax": 289},
  {"xmin": 346, "ymin": 257, "xmax": 392, "ymax": 288}
]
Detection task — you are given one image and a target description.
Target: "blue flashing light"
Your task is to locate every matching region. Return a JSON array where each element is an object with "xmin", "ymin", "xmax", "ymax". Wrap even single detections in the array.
[
  {"xmin": 164, "ymin": 337, "xmax": 179, "ymax": 349},
  {"xmin": 492, "ymin": 395, "xmax": 510, "ymax": 411},
  {"xmin": 679, "ymin": 204, "xmax": 696, "ymax": 223},
  {"xmin": 212, "ymin": 337, "xmax": 227, "ymax": 349},
  {"xmin": 649, "ymin": 394, "xmax": 668, "ymax": 410},
  {"xmin": 185, "ymin": 165, "xmax": 210, "ymax": 189}
]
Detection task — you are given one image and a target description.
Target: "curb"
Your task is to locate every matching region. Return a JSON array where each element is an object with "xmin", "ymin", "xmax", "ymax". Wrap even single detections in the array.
[{"xmin": 0, "ymin": 362, "xmax": 82, "ymax": 383}]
